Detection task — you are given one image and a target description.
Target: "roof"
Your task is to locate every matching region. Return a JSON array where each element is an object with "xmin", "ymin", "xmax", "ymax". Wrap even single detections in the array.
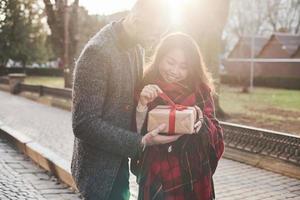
[
  {"xmin": 273, "ymin": 33, "xmax": 300, "ymax": 56},
  {"xmin": 292, "ymin": 46, "xmax": 300, "ymax": 58},
  {"xmin": 228, "ymin": 33, "xmax": 300, "ymax": 58},
  {"xmin": 228, "ymin": 36, "xmax": 269, "ymax": 58}
]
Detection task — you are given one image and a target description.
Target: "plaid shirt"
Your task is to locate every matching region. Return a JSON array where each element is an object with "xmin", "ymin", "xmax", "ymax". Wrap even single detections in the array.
[{"xmin": 136, "ymin": 83, "xmax": 225, "ymax": 200}]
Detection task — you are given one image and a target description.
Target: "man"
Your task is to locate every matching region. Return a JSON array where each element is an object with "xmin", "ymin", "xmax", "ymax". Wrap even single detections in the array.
[{"xmin": 71, "ymin": 0, "xmax": 181, "ymax": 199}]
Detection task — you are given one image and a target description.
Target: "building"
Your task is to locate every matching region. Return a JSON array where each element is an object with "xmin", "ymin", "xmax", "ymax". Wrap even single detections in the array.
[{"xmin": 223, "ymin": 33, "xmax": 300, "ymax": 89}]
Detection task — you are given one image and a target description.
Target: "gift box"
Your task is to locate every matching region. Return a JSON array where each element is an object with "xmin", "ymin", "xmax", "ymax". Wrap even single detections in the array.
[{"xmin": 147, "ymin": 105, "xmax": 197, "ymax": 135}]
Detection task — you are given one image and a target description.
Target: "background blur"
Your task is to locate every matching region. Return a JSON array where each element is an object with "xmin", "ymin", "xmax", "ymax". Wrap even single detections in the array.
[
  {"xmin": 0, "ymin": 0, "xmax": 299, "ymax": 135},
  {"xmin": 0, "ymin": 1, "xmax": 300, "ymax": 199}
]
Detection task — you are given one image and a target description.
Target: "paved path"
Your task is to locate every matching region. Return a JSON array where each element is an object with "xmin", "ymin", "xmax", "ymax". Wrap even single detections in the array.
[
  {"xmin": 0, "ymin": 90, "xmax": 300, "ymax": 199},
  {"xmin": 0, "ymin": 135, "xmax": 81, "ymax": 200}
]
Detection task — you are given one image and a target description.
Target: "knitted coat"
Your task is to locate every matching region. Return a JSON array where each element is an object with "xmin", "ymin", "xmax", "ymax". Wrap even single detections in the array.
[{"xmin": 71, "ymin": 21, "xmax": 144, "ymax": 200}]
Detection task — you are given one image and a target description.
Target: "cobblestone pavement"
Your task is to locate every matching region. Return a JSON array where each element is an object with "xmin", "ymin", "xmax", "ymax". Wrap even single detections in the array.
[
  {"xmin": 0, "ymin": 90, "xmax": 300, "ymax": 199},
  {"xmin": 0, "ymin": 136, "xmax": 81, "ymax": 200}
]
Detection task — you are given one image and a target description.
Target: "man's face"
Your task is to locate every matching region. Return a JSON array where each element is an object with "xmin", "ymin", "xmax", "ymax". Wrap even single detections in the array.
[{"xmin": 134, "ymin": 7, "xmax": 170, "ymax": 47}]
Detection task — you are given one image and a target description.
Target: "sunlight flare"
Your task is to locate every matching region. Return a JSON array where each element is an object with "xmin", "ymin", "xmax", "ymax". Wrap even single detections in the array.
[{"xmin": 168, "ymin": 0, "xmax": 188, "ymax": 25}]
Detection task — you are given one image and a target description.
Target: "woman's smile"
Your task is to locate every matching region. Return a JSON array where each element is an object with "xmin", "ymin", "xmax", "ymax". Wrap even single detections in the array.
[
  {"xmin": 158, "ymin": 48, "xmax": 189, "ymax": 83},
  {"xmin": 165, "ymin": 73, "xmax": 181, "ymax": 83}
]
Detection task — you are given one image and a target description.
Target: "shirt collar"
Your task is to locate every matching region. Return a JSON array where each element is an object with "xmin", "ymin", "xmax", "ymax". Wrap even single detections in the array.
[{"xmin": 112, "ymin": 19, "xmax": 138, "ymax": 50}]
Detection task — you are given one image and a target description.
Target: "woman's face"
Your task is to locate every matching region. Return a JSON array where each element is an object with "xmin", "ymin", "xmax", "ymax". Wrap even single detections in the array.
[{"xmin": 158, "ymin": 48, "xmax": 189, "ymax": 83}]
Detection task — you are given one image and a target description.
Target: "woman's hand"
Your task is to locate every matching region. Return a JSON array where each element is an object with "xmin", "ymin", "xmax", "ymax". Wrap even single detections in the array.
[
  {"xmin": 194, "ymin": 105, "xmax": 204, "ymax": 133},
  {"xmin": 139, "ymin": 84, "xmax": 162, "ymax": 106}
]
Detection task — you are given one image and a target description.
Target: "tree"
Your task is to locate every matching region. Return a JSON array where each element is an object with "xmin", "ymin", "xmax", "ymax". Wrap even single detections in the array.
[
  {"xmin": 0, "ymin": 0, "xmax": 49, "ymax": 68},
  {"xmin": 75, "ymin": 7, "xmax": 106, "ymax": 59},
  {"xmin": 266, "ymin": 0, "xmax": 300, "ymax": 33},
  {"xmin": 43, "ymin": 0, "xmax": 79, "ymax": 88},
  {"xmin": 225, "ymin": 0, "xmax": 270, "ymax": 38},
  {"xmin": 181, "ymin": 0, "xmax": 231, "ymax": 118},
  {"xmin": 225, "ymin": 0, "xmax": 300, "ymax": 42},
  {"xmin": 223, "ymin": 0, "xmax": 300, "ymax": 93}
]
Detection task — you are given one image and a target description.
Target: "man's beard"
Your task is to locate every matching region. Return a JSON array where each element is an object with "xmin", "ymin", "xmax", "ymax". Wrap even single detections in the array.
[{"xmin": 138, "ymin": 37, "xmax": 160, "ymax": 49}]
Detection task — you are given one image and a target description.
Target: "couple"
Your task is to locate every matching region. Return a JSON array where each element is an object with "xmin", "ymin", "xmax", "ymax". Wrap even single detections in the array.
[{"xmin": 71, "ymin": 0, "xmax": 224, "ymax": 199}]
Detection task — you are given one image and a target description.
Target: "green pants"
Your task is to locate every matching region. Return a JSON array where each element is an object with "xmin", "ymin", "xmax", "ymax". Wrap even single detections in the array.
[{"xmin": 108, "ymin": 159, "xmax": 130, "ymax": 200}]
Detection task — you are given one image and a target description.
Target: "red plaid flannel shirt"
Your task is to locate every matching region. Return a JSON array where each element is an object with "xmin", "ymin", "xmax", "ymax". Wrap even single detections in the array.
[{"xmin": 138, "ymin": 85, "xmax": 225, "ymax": 200}]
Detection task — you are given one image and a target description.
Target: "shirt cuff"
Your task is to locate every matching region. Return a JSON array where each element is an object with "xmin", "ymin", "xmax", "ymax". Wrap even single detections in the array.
[{"xmin": 136, "ymin": 102, "xmax": 148, "ymax": 112}]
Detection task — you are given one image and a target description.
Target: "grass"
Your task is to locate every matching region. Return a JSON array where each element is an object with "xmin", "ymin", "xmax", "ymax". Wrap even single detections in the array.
[
  {"xmin": 219, "ymin": 85, "xmax": 300, "ymax": 135},
  {"xmin": 22, "ymin": 76, "xmax": 300, "ymax": 135},
  {"xmin": 24, "ymin": 76, "xmax": 65, "ymax": 88},
  {"xmin": 219, "ymin": 85, "xmax": 300, "ymax": 113}
]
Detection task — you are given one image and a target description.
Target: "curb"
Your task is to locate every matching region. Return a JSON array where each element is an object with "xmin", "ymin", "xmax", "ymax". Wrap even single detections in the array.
[
  {"xmin": 223, "ymin": 147, "xmax": 300, "ymax": 180},
  {"xmin": 0, "ymin": 120, "xmax": 77, "ymax": 190}
]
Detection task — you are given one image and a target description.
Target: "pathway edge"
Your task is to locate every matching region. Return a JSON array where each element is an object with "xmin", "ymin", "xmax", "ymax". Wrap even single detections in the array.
[{"xmin": 0, "ymin": 120, "xmax": 77, "ymax": 190}]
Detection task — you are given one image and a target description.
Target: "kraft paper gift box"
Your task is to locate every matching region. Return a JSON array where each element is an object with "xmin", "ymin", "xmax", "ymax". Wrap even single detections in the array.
[{"xmin": 147, "ymin": 105, "xmax": 197, "ymax": 135}]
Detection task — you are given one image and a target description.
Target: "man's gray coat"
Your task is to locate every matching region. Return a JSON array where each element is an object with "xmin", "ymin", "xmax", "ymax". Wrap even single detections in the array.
[{"xmin": 71, "ymin": 22, "xmax": 143, "ymax": 200}]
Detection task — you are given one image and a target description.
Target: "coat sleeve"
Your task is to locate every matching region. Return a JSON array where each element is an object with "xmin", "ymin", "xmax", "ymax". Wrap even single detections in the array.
[
  {"xmin": 199, "ymin": 90, "xmax": 225, "ymax": 174},
  {"xmin": 72, "ymin": 44, "xmax": 143, "ymax": 158}
]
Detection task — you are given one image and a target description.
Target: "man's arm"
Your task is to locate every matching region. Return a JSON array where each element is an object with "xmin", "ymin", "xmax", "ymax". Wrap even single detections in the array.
[{"xmin": 72, "ymin": 44, "xmax": 143, "ymax": 158}]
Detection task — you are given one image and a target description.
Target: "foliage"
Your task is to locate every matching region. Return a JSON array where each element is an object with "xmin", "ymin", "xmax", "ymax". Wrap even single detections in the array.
[
  {"xmin": 0, "ymin": 0, "xmax": 50, "ymax": 67},
  {"xmin": 224, "ymin": 0, "xmax": 300, "ymax": 50}
]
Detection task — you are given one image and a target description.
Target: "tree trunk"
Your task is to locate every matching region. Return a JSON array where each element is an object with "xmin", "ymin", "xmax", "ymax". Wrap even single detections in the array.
[
  {"xmin": 63, "ymin": 0, "xmax": 69, "ymax": 88},
  {"xmin": 43, "ymin": 0, "xmax": 64, "ymax": 57},
  {"xmin": 182, "ymin": 0, "xmax": 230, "ymax": 118},
  {"xmin": 65, "ymin": 0, "xmax": 79, "ymax": 88},
  {"xmin": 43, "ymin": 0, "xmax": 79, "ymax": 88}
]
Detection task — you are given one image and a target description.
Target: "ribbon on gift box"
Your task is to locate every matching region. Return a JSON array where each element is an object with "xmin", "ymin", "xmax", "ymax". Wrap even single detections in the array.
[{"xmin": 158, "ymin": 92, "xmax": 188, "ymax": 134}]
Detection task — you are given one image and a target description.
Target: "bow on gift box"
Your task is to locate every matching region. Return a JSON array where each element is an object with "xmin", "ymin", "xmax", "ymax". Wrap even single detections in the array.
[{"xmin": 158, "ymin": 92, "xmax": 188, "ymax": 135}]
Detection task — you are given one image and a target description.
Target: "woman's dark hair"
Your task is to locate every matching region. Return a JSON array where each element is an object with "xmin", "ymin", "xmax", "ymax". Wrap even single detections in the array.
[{"xmin": 143, "ymin": 32, "xmax": 215, "ymax": 93}]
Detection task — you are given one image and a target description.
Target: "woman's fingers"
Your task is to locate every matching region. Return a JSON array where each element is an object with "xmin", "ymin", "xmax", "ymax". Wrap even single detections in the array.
[
  {"xmin": 143, "ymin": 85, "xmax": 163, "ymax": 100},
  {"xmin": 152, "ymin": 85, "xmax": 163, "ymax": 93},
  {"xmin": 194, "ymin": 121, "xmax": 202, "ymax": 128},
  {"xmin": 194, "ymin": 120, "xmax": 202, "ymax": 133},
  {"xmin": 139, "ymin": 84, "xmax": 163, "ymax": 106},
  {"xmin": 142, "ymin": 87, "xmax": 155, "ymax": 99},
  {"xmin": 145, "ymin": 86, "xmax": 154, "ymax": 96},
  {"xmin": 148, "ymin": 85, "xmax": 162, "ymax": 94},
  {"xmin": 147, "ymin": 86, "xmax": 160, "ymax": 100},
  {"xmin": 196, "ymin": 123, "xmax": 201, "ymax": 133},
  {"xmin": 194, "ymin": 105, "xmax": 203, "ymax": 119},
  {"xmin": 141, "ymin": 90, "xmax": 151, "ymax": 99},
  {"xmin": 140, "ymin": 88, "xmax": 153, "ymax": 106},
  {"xmin": 194, "ymin": 105, "xmax": 202, "ymax": 115}
]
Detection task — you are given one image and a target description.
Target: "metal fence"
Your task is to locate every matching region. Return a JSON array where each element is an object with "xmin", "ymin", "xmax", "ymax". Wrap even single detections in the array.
[
  {"xmin": 18, "ymin": 83, "xmax": 72, "ymax": 100},
  {"xmin": 0, "ymin": 77, "xmax": 9, "ymax": 84},
  {"xmin": 18, "ymin": 83, "xmax": 72, "ymax": 99},
  {"xmin": 221, "ymin": 121, "xmax": 300, "ymax": 166},
  {"xmin": 0, "ymin": 77, "xmax": 72, "ymax": 99}
]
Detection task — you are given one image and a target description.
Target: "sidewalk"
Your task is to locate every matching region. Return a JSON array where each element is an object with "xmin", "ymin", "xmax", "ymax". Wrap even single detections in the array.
[
  {"xmin": 0, "ymin": 90, "xmax": 300, "ymax": 199},
  {"xmin": 0, "ymin": 135, "xmax": 81, "ymax": 200}
]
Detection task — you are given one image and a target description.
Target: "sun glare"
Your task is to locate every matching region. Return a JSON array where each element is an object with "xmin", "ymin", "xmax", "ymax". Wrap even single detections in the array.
[
  {"xmin": 168, "ymin": 0, "xmax": 187, "ymax": 26},
  {"xmin": 80, "ymin": 0, "xmax": 136, "ymax": 15},
  {"xmin": 80, "ymin": 0, "xmax": 190, "ymax": 26}
]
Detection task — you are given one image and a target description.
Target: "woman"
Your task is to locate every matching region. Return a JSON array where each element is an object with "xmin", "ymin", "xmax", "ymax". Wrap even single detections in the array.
[{"xmin": 132, "ymin": 33, "xmax": 224, "ymax": 200}]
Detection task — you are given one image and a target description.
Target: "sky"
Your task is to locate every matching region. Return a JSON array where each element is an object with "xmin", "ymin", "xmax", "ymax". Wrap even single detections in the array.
[
  {"xmin": 79, "ymin": 0, "xmax": 137, "ymax": 15},
  {"xmin": 79, "ymin": 0, "xmax": 184, "ymax": 26}
]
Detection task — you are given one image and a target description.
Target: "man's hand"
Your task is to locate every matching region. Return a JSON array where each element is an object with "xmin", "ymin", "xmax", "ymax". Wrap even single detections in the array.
[{"xmin": 141, "ymin": 124, "xmax": 181, "ymax": 149}]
